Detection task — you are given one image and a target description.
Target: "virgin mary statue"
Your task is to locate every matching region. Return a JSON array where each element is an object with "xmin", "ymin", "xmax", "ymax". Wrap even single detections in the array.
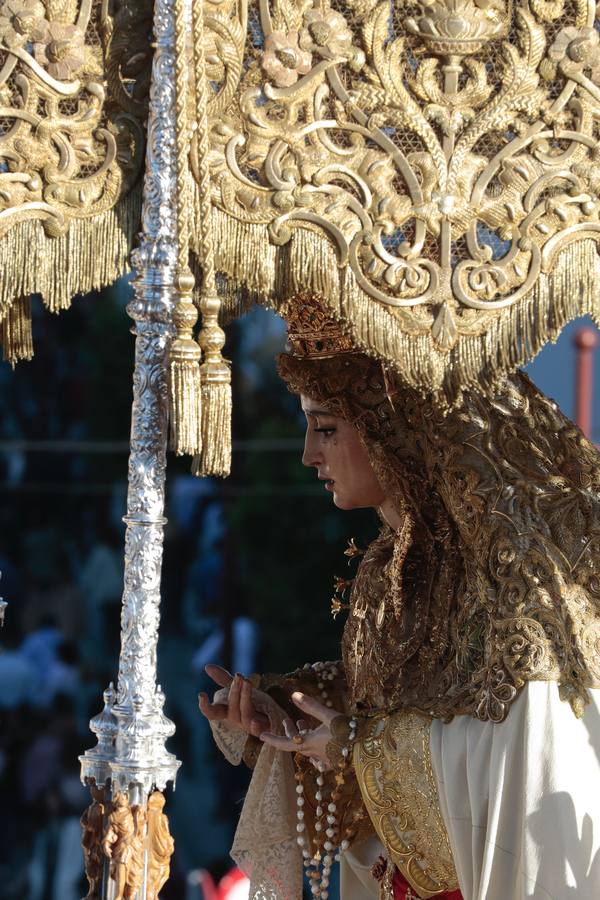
[{"xmin": 200, "ymin": 294, "xmax": 600, "ymax": 900}]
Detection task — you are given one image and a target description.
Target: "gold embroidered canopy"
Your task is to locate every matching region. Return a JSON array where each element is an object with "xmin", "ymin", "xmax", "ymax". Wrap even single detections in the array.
[
  {"xmin": 0, "ymin": 0, "xmax": 151, "ymax": 362},
  {"xmin": 3, "ymin": 0, "xmax": 600, "ymax": 408},
  {"xmin": 195, "ymin": 0, "xmax": 600, "ymax": 406}
]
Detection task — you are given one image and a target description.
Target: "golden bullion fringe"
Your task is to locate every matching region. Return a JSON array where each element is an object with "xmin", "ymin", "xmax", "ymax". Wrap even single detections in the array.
[
  {"xmin": 192, "ymin": 378, "xmax": 232, "ymax": 478},
  {"xmin": 0, "ymin": 184, "xmax": 143, "ymax": 359},
  {"xmin": 169, "ymin": 355, "xmax": 203, "ymax": 454},
  {"xmin": 195, "ymin": 209, "xmax": 600, "ymax": 411},
  {"xmin": 1, "ymin": 295, "xmax": 33, "ymax": 365}
]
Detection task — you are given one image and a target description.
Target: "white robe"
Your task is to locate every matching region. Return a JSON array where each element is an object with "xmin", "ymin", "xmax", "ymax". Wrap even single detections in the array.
[
  {"xmin": 343, "ymin": 683, "xmax": 600, "ymax": 900},
  {"xmin": 213, "ymin": 682, "xmax": 600, "ymax": 900}
]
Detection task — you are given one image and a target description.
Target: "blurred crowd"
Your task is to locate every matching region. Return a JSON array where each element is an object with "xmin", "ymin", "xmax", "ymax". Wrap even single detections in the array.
[
  {"xmin": 0, "ymin": 488, "xmax": 261, "ymax": 900},
  {"xmin": 0, "ymin": 289, "xmax": 270, "ymax": 900}
]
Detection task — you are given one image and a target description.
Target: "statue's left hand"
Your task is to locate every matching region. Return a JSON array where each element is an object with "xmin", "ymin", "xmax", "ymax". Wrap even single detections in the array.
[{"xmin": 259, "ymin": 691, "xmax": 341, "ymax": 771}]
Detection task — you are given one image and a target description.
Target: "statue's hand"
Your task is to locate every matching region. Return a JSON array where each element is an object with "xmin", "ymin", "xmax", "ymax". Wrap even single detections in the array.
[
  {"xmin": 259, "ymin": 691, "xmax": 341, "ymax": 772},
  {"xmin": 198, "ymin": 664, "xmax": 270, "ymax": 737}
]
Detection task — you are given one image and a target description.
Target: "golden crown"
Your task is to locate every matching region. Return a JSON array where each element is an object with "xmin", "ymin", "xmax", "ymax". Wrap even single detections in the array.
[{"xmin": 282, "ymin": 294, "xmax": 358, "ymax": 359}]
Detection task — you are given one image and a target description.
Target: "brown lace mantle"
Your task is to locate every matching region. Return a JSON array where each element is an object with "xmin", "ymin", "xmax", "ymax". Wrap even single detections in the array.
[{"xmin": 278, "ymin": 354, "xmax": 600, "ymax": 722}]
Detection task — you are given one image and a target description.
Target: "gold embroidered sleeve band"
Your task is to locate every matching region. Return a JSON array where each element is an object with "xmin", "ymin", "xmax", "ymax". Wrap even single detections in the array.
[
  {"xmin": 353, "ymin": 710, "xmax": 460, "ymax": 898},
  {"xmin": 198, "ymin": 0, "xmax": 600, "ymax": 407}
]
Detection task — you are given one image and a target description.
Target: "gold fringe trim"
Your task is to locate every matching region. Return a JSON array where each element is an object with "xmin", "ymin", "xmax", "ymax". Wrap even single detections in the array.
[
  {"xmin": 169, "ymin": 355, "xmax": 202, "ymax": 454},
  {"xmin": 0, "ymin": 184, "xmax": 142, "ymax": 347},
  {"xmin": 1, "ymin": 295, "xmax": 33, "ymax": 365},
  {"xmin": 193, "ymin": 209, "xmax": 600, "ymax": 410},
  {"xmin": 192, "ymin": 377, "xmax": 232, "ymax": 478}
]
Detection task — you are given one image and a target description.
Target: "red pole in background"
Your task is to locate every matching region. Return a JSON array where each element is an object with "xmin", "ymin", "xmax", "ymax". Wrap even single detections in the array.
[{"xmin": 574, "ymin": 327, "xmax": 599, "ymax": 440}]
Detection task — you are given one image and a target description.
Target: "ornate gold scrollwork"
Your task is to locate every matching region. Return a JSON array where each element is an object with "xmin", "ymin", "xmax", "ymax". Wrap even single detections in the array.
[
  {"xmin": 196, "ymin": 0, "xmax": 600, "ymax": 403},
  {"xmin": 0, "ymin": 0, "xmax": 151, "ymax": 352}
]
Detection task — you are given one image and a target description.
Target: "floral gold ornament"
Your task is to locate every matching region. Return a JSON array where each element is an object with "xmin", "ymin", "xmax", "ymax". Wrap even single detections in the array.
[
  {"xmin": 344, "ymin": 538, "xmax": 364, "ymax": 560},
  {"xmin": 195, "ymin": 0, "xmax": 600, "ymax": 407},
  {"xmin": 0, "ymin": 0, "xmax": 151, "ymax": 362}
]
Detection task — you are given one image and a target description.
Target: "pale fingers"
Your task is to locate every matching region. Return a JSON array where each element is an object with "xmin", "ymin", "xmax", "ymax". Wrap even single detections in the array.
[
  {"xmin": 291, "ymin": 691, "xmax": 339, "ymax": 725},
  {"xmin": 283, "ymin": 718, "xmax": 297, "ymax": 740},
  {"xmin": 205, "ymin": 664, "xmax": 234, "ymax": 688},
  {"xmin": 259, "ymin": 731, "xmax": 300, "ymax": 753},
  {"xmin": 240, "ymin": 678, "xmax": 261, "ymax": 733},
  {"xmin": 227, "ymin": 674, "xmax": 243, "ymax": 726},
  {"xmin": 198, "ymin": 692, "xmax": 228, "ymax": 721}
]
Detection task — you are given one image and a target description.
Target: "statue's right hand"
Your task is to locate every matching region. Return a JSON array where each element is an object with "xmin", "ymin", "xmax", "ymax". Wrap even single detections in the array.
[{"xmin": 198, "ymin": 665, "xmax": 270, "ymax": 737}]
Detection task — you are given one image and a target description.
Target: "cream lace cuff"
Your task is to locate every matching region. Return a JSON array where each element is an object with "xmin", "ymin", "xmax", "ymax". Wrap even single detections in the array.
[{"xmin": 209, "ymin": 685, "xmax": 304, "ymax": 900}]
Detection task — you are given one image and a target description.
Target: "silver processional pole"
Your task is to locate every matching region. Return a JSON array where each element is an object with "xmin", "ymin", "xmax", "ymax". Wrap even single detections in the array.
[{"xmin": 79, "ymin": 0, "xmax": 182, "ymax": 890}]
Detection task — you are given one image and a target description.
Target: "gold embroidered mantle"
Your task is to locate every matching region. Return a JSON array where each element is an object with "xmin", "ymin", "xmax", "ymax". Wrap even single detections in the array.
[
  {"xmin": 278, "ymin": 351, "xmax": 600, "ymax": 723},
  {"xmin": 200, "ymin": 0, "xmax": 600, "ymax": 406},
  {"xmin": 0, "ymin": 0, "xmax": 151, "ymax": 361},
  {"xmin": 354, "ymin": 710, "xmax": 459, "ymax": 898}
]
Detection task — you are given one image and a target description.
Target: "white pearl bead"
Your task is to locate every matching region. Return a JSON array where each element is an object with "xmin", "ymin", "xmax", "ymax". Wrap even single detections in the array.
[
  {"xmin": 321, "ymin": 691, "xmax": 328, "ymax": 698},
  {"xmin": 326, "ymin": 828, "xmax": 335, "ymax": 838},
  {"xmin": 316, "ymin": 775, "xmax": 324, "ymax": 786},
  {"xmin": 296, "ymin": 785, "xmax": 303, "ymax": 794},
  {"xmin": 316, "ymin": 805, "xmax": 323, "ymax": 816},
  {"xmin": 322, "ymin": 892, "xmax": 329, "ymax": 899},
  {"xmin": 342, "ymin": 747, "xmax": 349, "ymax": 757},
  {"xmin": 324, "ymin": 841, "xmax": 333, "ymax": 851},
  {"xmin": 328, "ymin": 803, "xmax": 336, "ymax": 812},
  {"xmin": 303, "ymin": 850, "xmax": 310, "ymax": 859},
  {"xmin": 326, "ymin": 701, "xmax": 333, "ymax": 707},
  {"xmin": 341, "ymin": 839, "xmax": 349, "ymax": 850},
  {"xmin": 297, "ymin": 796, "xmax": 304, "ymax": 806},
  {"xmin": 297, "ymin": 810, "xmax": 304, "ymax": 820},
  {"xmin": 296, "ymin": 836, "xmax": 305, "ymax": 846},
  {"xmin": 321, "ymin": 878, "xmax": 329, "ymax": 888},
  {"xmin": 323, "ymin": 854, "xmax": 332, "ymax": 866},
  {"xmin": 296, "ymin": 823, "xmax": 305, "ymax": 832},
  {"xmin": 317, "ymin": 682, "xmax": 324, "ymax": 690},
  {"xmin": 334, "ymin": 853, "xmax": 341, "ymax": 862},
  {"xmin": 315, "ymin": 822, "xmax": 322, "ymax": 832}
]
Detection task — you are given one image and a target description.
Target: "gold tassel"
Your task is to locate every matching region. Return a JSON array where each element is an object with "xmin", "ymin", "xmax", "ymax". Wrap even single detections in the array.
[
  {"xmin": 189, "ymin": 0, "xmax": 232, "ymax": 477},
  {"xmin": 1, "ymin": 296, "xmax": 33, "ymax": 365},
  {"xmin": 192, "ymin": 295, "xmax": 232, "ymax": 477},
  {"xmin": 168, "ymin": 270, "xmax": 202, "ymax": 455}
]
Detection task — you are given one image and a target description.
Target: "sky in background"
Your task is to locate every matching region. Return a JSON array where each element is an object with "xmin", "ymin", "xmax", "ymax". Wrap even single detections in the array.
[{"xmin": 526, "ymin": 315, "xmax": 600, "ymax": 443}]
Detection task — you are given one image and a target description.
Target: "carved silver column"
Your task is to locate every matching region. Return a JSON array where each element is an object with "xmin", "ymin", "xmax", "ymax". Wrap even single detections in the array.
[{"xmin": 80, "ymin": 0, "xmax": 181, "ymax": 889}]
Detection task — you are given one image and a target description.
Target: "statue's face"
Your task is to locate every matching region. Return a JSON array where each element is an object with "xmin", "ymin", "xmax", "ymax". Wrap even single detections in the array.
[{"xmin": 301, "ymin": 395, "xmax": 385, "ymax": 511}]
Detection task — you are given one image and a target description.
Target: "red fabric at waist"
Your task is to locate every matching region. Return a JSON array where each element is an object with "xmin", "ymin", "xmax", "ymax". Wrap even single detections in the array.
[{"xmin": 392, "ymin": 868, "xmax": 463, "ymax": 900}]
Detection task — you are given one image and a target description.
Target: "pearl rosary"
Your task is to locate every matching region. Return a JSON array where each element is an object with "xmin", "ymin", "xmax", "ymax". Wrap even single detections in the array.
[{"xmin": 294, "ymin": 665, "xmax": 358, "ymax": 900}]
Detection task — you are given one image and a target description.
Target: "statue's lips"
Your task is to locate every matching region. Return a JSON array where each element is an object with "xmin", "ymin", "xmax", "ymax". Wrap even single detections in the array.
[{"xmin": 319, "ymin": 477, "xmax": 335, "ymax": 491}]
